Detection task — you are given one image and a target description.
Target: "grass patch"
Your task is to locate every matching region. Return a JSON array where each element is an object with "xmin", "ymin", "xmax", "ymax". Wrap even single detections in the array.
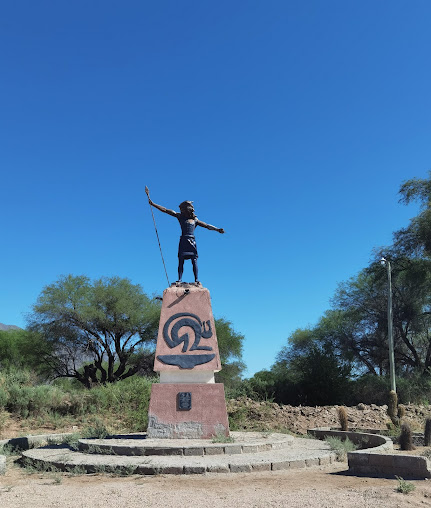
[
  {"xmin": 0, "ymin": 444, "xmax": 19, "ymax": 456},
  {"xmin": 56, "ymin": 432, "xmax": 82, "ymax": 451},
  {"xmin": 81, "ymin": 420, "xmax": 110, "ymax": 439},
  {"xmin": 326, "ymin": 436, "xmax": 357, "ymax": 461},
  {"xmin": 86, "ymin": 444, "xmax": 115, "ymax": 455},
  {"xmin": 227, "ymin": 398, "xmax": 275, "ymax": 431},
  {"xmin": 396, "ymin": 476, "xmax": 416, "ymax": 494},
  {"xmin": 211, "ymin": 431, "xmax": 235, "ymax": 443},
  {"xmin": 19, "ymin": 456, "xmax": 62, "ymax": 475},
  {"xmin": 66, "ymin": 465, "xmax": 87, "ymax": 476}
]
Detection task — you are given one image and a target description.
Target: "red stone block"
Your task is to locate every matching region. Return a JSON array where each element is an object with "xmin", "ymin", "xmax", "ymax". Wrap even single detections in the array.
[
  {"xmin": 147, "ymin": 383, "xmax": 230, "ymax": 439},
  {"xmin": 154, "ymin": 286, "xmax": 221, "ymax": 372}
]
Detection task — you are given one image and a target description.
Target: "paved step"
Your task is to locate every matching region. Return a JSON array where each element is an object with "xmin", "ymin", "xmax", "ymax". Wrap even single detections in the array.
[
  {"xmin": 21, "ymin": 434, "xmax": 336, "ymax": 475},
  {"xmin": 78, "ymin": 431, "xmax": 293, "ymax": 456}
]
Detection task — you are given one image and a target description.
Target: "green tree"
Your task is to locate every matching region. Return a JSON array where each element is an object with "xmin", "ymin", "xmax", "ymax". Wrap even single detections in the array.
[
  {"xmin": 333, "ymin": 257, "xmax": 431, "ymax": 375},
  {"xmin": 276, "ymin": 327, "xmax": 352, "ymax": 405},
  {"xmin": 0, "ymin": 328, "xmax": 51, "ymax": 373},
  {"xmin": 214, "ymin": 318, "xmax": 245, "ymax": 388},
  {"xmin": 394, "ymin": 171, "xmax": 431, "ymax": 257},
  {"xmin": 243, "ymin": 365, "xmax": 295, "ymax": 403},
  {"xmin": 28, "ymin": 275, "xmax": 160, "ymax": 387}
]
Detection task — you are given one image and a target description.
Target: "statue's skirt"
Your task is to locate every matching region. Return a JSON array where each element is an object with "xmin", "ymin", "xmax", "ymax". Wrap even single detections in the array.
[{"xmin": 178, "ymin": 235, "xmax": 198, "ymax": 259}]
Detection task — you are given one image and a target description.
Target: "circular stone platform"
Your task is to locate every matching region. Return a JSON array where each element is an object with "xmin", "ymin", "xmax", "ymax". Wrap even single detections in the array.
[
  {"xmin": 78, "ymin": 431, "xmax": 293, "ymax": 456},
  {"xmin": 21, "ymin": 432, "xmax": 337, "ymax": 475}
]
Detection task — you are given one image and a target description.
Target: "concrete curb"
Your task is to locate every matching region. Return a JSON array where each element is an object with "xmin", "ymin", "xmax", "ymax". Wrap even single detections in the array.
[
  {"xmin": 0, "ymin": 454, "xmax": 5, "ymax": 475},
  {"xmin": 309, "ymin": 427, "xmax": 431, "ymax": 479},
  {"xmin": 0, "ymin": 432, "xmax": 74, "ymax": 475}
]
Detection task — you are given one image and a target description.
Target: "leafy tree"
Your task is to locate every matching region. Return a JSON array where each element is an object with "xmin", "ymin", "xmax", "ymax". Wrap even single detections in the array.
[
  {"xmin": 0, "ymin": 329, "xmax": 52, "ymax": 373},
  {"xmin": 242, "ymin": 365, "xmax": 296, "ymax": 403},
  {"xmin": 332, "ymin": 257, "xmax": 431, "ymax": 375},
  {"xmin": 214, "ymin": 318, "xmax": 245, "ymax": 388},
  {"xmin": 394, "ymin": 171, "xmax": 431, "ymax": 257},
  {"xmin": 28, "ymin": 275, "xmax": 160, "ymax": 387},
  {"xmin": 276, "ymin": 327, "xmax": 352, "ymax": 405},
  {"xmin": 28, "ymin": 275, "xmax": 246, "ymax": 388}
]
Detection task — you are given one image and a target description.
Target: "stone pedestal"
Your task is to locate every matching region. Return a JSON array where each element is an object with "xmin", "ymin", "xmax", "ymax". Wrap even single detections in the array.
[
  {"xmin": 147, "ymin": 284, "xmax": 230, "ymax": 439},
  {"xmin": 147, "ymin": 384, "xmax": 229, "ymax": 439}
]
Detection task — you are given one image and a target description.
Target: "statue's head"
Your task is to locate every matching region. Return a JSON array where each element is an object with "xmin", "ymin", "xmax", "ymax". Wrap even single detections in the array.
[{"xmin": 179, "ymin": 201, "xmax": 196, "ymax": 219}]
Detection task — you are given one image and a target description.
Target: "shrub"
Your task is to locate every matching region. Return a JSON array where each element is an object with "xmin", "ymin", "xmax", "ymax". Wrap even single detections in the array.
[
  {"xmin": 0, "ymin": 367, "xmax": 154, "ymax": 431},
  {"xmin": 326, "ymin": 436, "xmax": 357, "ymax": 461},
  {"xmin": 396, "ymin": 476, "xmax": 416, "ymax": 494}
]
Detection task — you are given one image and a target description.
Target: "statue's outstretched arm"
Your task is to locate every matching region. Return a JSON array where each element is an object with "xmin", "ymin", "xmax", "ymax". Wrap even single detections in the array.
[
  {"xmin": 196, "ymin": 219, "xmax": 224, "ymax": 234},
  {"xmin": 148, "ymin": 199, "xmax": 178, "ymax": 218}
]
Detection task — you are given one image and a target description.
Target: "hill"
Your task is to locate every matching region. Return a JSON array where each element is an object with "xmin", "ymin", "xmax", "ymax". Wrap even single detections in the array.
[{"xmin": 0, "ymin": 323, "xmax": 22, "ymax": 331}]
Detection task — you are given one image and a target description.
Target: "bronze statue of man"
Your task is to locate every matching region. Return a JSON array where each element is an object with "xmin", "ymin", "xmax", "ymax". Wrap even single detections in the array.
[{"xmin": 147, "ymin": 196, "xmax": 224, "ymax": 283}]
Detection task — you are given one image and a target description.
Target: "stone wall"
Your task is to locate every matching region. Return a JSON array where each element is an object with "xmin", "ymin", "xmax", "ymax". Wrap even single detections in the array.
[{"xmin": 309, "ymin": 428, "xmax": 431, "ymax": 479}]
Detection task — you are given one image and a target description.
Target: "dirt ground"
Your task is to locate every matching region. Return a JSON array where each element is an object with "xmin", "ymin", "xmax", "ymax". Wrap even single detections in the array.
[
  {"xmin": 2, "ymin": 401, "xmax": 431, "ymax": 507},
  {"xmin": 226, "ymin": 399, "xmax": 431, "ymax": 435},
  {"xmin": 1, "ymin": 460, "xmax": 431, "ymax": 508}
]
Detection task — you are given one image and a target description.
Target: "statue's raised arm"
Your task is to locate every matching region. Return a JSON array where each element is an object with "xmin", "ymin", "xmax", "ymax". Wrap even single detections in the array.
[{"xmin": 145, "ymin": 186, "xmax": 178, "ymax": 217}]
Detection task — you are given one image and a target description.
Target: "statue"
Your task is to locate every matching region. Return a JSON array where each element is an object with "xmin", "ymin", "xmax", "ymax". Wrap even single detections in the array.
[{"xmin": 146, "ymin": 190, "xmax": 224, "ymax": 283}]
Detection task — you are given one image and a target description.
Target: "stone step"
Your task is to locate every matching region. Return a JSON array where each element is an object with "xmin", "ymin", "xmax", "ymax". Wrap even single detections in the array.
[
  {"xmin": 78, "ymin": 431, "xmax": 293, "ymax": 456},
  {"xmin": 21, "ymin": 435, "xmax": 337, "ymax": 475}
]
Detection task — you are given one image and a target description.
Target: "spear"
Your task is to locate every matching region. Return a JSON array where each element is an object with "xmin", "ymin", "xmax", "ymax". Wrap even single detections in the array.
[{"xmin": 145, "ymin": 186, "xmax": 170, "ymax": 286}]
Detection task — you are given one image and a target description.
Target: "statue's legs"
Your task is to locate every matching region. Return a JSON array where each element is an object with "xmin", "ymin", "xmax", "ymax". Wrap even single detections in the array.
[
  {"xmin": 192, "ymin": 258, "xmax": 199, "ymax": 282},
  {"xmin": 178, "ymin": 257, "xmax": 184, "ymax": 282},
  {"xmin": 177, "ymin": 256, "xmax": 198, "ymax": 282}
]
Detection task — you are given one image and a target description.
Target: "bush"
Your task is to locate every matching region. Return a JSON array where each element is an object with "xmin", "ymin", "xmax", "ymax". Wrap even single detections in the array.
[
  {"xmin": 0, "ymin": 368, "xmax": 154, "ymax": 430},
  {"xmin": 326, "ymin": 436, "xmax": 357, "ymax": 461},
  {"xmin": 396, "ymin": 476, "xmax": 416, "ymax": 494}
]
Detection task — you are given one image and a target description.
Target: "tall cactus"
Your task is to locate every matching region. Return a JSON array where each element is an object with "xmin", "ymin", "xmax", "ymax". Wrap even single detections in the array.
[
  {"xmin": 387, "ymin": 390, "xmax": 398, "ymax": 425},
  {"xmin": 338, "ymin": 406, "xmax": 348, "ymax": 431},
  {"xmin": 424, "ymin": 418, "xmax": 431, "ymax": 447},
  {"xmin": 399, "ymin": 422, "xmax": 415, "ymax": 451}
]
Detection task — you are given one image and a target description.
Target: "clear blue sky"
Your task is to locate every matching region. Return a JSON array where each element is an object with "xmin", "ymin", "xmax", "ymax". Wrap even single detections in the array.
[{"xmin": 1, "ymin": 1, "xmax": 430, "ymax": 377}]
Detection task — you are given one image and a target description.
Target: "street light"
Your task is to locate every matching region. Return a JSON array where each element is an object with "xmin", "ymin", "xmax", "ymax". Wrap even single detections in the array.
[{"xmin": 381, "ymin": 257, "xmax": 396, "ymax": 393}]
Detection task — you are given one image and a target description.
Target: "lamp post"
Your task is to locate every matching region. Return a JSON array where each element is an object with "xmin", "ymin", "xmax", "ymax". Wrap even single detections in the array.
[{"xmin": 381, "ymin": 257, "xmax": 396, "ymax": 393}]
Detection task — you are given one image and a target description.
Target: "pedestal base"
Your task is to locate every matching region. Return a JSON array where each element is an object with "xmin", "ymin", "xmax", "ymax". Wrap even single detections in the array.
[{"xmin": 147, "ymin": 383, "xmax": 230, "ymax": 439}]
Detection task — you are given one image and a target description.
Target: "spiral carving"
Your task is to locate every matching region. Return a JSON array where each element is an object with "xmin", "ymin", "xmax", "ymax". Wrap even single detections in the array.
[{"xmin": 163, "ymin": 312, "xmax": 213, "ymax": 353}]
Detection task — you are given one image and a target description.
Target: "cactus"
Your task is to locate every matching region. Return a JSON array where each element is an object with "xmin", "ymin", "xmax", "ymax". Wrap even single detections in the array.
[
  {"xmin": 399, "ymin": 423, "xmax": 415, "ymax": 451},
  {"xmin": 337, "ymin": 406, "xmax": 348, "ymax": 431},
  {"xmin": 387, "ymin": 390, "xmax": 398, "ymax": 425},
  {"xmin": 424, "ymin": 418, "xmax": 431, "ymax": 447},
  {"xmin": 397, "ymin": 404, "xmax": 406, "ymax": 419}
]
